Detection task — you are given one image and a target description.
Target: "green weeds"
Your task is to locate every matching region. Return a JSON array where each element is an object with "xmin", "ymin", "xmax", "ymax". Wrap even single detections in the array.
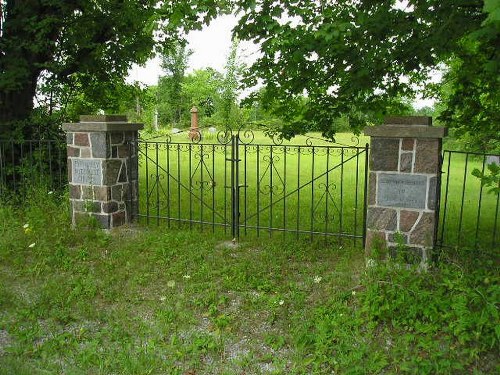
[{"xmin": 0, "ymin": 189, "xmax": 498, "ymax": 374}]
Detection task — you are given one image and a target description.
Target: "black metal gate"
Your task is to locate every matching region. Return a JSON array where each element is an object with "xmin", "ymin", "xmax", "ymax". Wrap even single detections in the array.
[
  {"xmin": 437, "ymin": 150, "xmax": 500, "ymax": 250},
  {"xmin": 136, "ymin": 130, "xmax": 369, "ymax": 243}
]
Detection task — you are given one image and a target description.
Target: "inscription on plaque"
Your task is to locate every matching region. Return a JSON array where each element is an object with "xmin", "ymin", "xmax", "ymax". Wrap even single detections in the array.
[
  {"xmin": 72, "ymin": 159, "xmax": 102, "ymax": 185},
  {"xmin": 378, "ymin": 173, "xmax": 427, "ymax": 209}
]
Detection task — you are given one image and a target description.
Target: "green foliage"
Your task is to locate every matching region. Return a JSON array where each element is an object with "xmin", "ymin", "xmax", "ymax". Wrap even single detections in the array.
[
  {"xmin": 0, "ymin": 0, "xmax": 229, "ymax": 138},
  {"xmin": 472, "ymin": 161, "xmax": 500, "ymax": 195},
  {"xmin": 233, "ymin": 0, "xmax": 499, "ymax": 146}
]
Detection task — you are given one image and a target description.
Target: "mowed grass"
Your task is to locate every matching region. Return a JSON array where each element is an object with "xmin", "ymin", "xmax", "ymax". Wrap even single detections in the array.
[
  {"xmin": 138, "ymin": 131, "xmax": 499, "ymax": 249},
  {"xmin": 0, "ymin": 189, "xmax": 498, "ymax": 374}
]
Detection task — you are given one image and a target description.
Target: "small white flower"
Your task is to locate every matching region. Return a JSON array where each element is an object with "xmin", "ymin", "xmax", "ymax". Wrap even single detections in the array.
[
  {"xmin": 167, "ymin": 280, "xmax": 176, "ymax": 288},
  {"xmin": 28, "ymin": 243, "xmax": 36, "ymax": 248},
  {"xmin": 351, "ymin": 290, "xmax": 356, "ymax": 296},
  {"xmin": 23, "ymin": 223, "xmax": 29, "ymax": 229},
  {"xmin": 160, "ymin": 296, "xmax": 166, "ymax": 302},
  {"xmin": 313, "ymin": 276, "xmax": 322, "ymax": 284},
  {"xmin": 182, "ymin": 274, "xmax": 191, "ymax": 279},
  {"xmin": 48, "ymin": 191, "xmax": 53, "ymax": 195},
  {"xmin": 278, "ymin": 300, "xmax": 284, "ymax": 306}
]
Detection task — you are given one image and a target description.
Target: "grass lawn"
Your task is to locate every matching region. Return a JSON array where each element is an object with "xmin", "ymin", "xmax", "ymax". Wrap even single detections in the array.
[{"xmin": 0, "ymin": 190, "xmax": 498, "ymax": 374}]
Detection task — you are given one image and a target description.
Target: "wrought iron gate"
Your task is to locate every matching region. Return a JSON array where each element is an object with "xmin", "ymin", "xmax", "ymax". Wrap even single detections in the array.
[{"xmin": 136, "ymin": 130, "xmax": 369, "ymax": 243}]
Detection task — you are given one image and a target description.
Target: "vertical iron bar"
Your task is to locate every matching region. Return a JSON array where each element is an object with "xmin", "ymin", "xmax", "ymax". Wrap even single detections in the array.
[
  {"xmin": 256, "ymin": 145, "xmax": 260, "ymax": 237},
  {"xmin": 493, "ymin": 187, "xmax": 499, "ymax": 249},
  {"xmin": 325, "ymin": 148, "xmax": 330, "ymax": 240},
  {"xmin": 224, "ymin": 143, "xmax": 228, "ymax": 235},
  {"xmin": 362, "ymin": 144, "xmax": 369, "ymax": 247},
  {"xmin": 189, "ymin": 143, "xmax": 193, "ymax": 229},
  {"xmin": 296, "ymin": 147, "xmax": 301, "ymax": 239},
  {"xmin": 166, "ymin": 143, "xmax": 171, "ymax": 228},
  {"xmin": 354, "ymin": 148, "xmax": 360, "ymax": 245},
  {"xmin": 177, "ymin": 144, "xmax": 181, "ymax": 228},
  {"xmin": 269, "ymin": 145, "xmax": 273, "ymax": 237},
  {"xmin": 48, "ymin": 142, "xmax": 53, "ymax": 190},
  {"xmin": 230, "ymin": 136, "xmax": 236, "ymax": 239},
  {"xmin": 457, "ymin": 153, "xmax": 469, "ymax": 246},
  {"xmin": 155, "ymin": 143, "xmax": 160, "ymax": 225},
  {"xmin": 474, "ymin": 154, "xmax": 486, "ymax": 249},
  {"xmin": 235, "ymin": 136, "xmax": 240, "ymax": 239},
  {"xmin": 310, "ymin": 146, "xmax": 315, "ymax": 241},
  {"xmin": 200, "ymin": 145, "xmax": 204, "ymax": 230},
  {"xmin": 244, "ymin": 144, "xmax": 248, "ymax": 236},
  {"xmin": 283, "ymin": 145, "xmax": 287, "ymax": 240},
  {"xmin": 145, "ymin": 143, "xmax": 150, "ymax": 225},
  {"xmin": 10, "ymin": 140, "xmax": 16, "ymax": 191},
  {"xmin": 212, "ymin": 144, "xmax": 215, "ymax": 233},
  {"xmin": 340, "ymin": 148, "xmax": 344, "ymax": 243},
  {"xmin": 439, "ymin": 151, "xmax": 452, "ymax": 246}
]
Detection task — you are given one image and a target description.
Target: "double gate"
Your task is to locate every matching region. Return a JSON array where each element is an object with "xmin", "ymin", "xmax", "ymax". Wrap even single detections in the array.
[{"xmin": 136, "ymin": 130, "xmax": 369, "ymax": 243}]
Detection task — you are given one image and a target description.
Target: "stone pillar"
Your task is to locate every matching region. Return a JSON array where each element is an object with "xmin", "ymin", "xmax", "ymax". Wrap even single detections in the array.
[
  {"xmin": 189, "ymin": 106, "xmax": 200, "ymax": 141},
  {"xmin": 63, "ymin": 115, "xmax": 143, "ymax": 229},
  {"xmin": 364, "ymin": 116, "xmax": 447, "ymax": 264}
]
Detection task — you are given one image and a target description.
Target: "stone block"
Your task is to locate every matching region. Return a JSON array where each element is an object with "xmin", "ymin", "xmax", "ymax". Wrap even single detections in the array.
[
  {"xmin": 102, "ymin": 160, "xmax": 122, "ymax": 185},
  {"xmin": 67, "ymin": 146, "xmax": 80, "ymax": 157},
  {"xmin": 428, "ymin": 176, "xmax": 437, "ymax": 210},
  {"xmin": 118, "ymin": 164, "xmax": 128, "ymax": 183},
  {"xmin": 67, "ymin": 159, "xmax": 72, "ymax": 182},
  {"xmin": 80, "ymin": 148, "xmax": 91, "ymax": 158},
  {"xmin": 400, "ymin": 152, "xmax": 413, "ymax": 173},
  {"xmin": 74, "ymin": 133, "xmax": 90, "ymax": 147},
  {"xmin": 415, "ymin": 139, "xmax": 439, "ymax": 174},
  {"xmin": 377, "ymin": 173, "xmax": 427, "ymax": 209},
  {"xmin": 370, "ymin": 138, "xmax": 399, "ymax": 171},
  {"xmin": 367, "ymin": 207, "xmax": 397, "ymax": 231},
  {"xmin": 400, "ymin": 210, "xmax": 419, "ymax": 232},
  {"xmin": 402, "ymin": 138, "xmax": 414, "ymax": 151},
  {"xmin": 112, "ymin": 184, "xmax": 125, "ymax": 201},
  {"xmin": 112, "ymin": 211, "xmax": 126, "ymax": 227},
  {"xmin": 365, "ymin": 230, "xmax": 387, "ymax": 259},
  {"xmin": 102, "ymin": 201, "xmax": 119, "ymax": 213},
  {"xmin": 69, "ymin": 184, "xmax": 81, "ymax": 199},
  {"xmin": 73, "ymin": 200, "xmax": 101, "ymax": 213},
  {"xmin": 110, "ymin": 132, "xmax": 125, "ymax": 145},
  {"xmin": 369, "ymin": 172, "xmax": 377, "ymax": 205},
  {"xmin": 66, "ymin": 133, "xmax": 74, "ymax": 145},
  {"xmin": 81, "ymin": 185, "xmax": 93, "ymax": 199},
  {"xmin": 410, "ymin": 212, "xmax": 435, "ymax": 247},
  {"xmin": 111, "ymin": 146, "xmax": 118, "ymax": 158},
  {"xmin": 93, "ymin": 214, "xmax": 111, "ymax": 228},
  {"xmin": 90, "ymin": 132, "xmax": 109, "ymax": 158},
  {"xmin": 117, "ymin": 145, "xmax": 130, "ymax": 158},
  {"xmin": 384, "ymin": 116, "xmax": 432, "ymax": 126},
  {"xmin": 94, "ymin": 186, "xmax": 111, "ymax": 201}
]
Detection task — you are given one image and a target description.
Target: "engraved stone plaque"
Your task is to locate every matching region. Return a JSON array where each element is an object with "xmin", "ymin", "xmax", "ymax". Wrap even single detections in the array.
[
  {"xmin": 378, "ymin": 173, "xmax": 427, "ymax": 209},
  {"xmin": 72, "ymin": 159, "xmax": 102, "ymax": 185}
]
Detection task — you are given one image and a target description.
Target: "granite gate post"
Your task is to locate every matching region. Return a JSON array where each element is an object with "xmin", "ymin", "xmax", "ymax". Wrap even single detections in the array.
[
  {"xmin": 364, "ymin": 116, "xmax": 447, "ymax": 264},
  {"xmin": 63, "ymin": 115, "xmax": 143, "ymax": 229}
]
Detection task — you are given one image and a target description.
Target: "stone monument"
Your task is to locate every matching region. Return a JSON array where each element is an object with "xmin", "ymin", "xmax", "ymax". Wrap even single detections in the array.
[
  {"xmin": 63, "ymin": 115, "xmax": 143, "ymax": 229},
  {"xmin": 364, "ymin": 116, "xmax": 447, "ymax": 264}
]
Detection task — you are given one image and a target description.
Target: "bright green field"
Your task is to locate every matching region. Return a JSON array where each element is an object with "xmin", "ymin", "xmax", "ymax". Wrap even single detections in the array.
[
  {"xmin": 137, "ymin": 131, "xmax": 499, "ymax": 250},
  {"xmin": 138, "ymin": 132, "xmax": 369, "ymax": 245}
]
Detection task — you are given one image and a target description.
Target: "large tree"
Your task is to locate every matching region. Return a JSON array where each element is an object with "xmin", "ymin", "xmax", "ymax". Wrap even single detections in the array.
[
  {"xmin": 233, "ymin": 0, "xmax": 499, "ymax": 148},
  {"xmin": 0, "ymin": 0, "xmax": 227, "ymax": 139}
]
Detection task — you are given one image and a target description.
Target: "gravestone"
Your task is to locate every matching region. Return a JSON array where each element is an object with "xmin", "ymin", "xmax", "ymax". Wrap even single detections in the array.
[{"xmin": 364, "ymin": 116, "xmax": 447, "ymax": 265}]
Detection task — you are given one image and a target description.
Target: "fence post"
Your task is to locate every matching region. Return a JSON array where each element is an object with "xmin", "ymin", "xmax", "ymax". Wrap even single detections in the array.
[
  {"xmin": 364, "ymin": 116, "xmax": 447, "ymax": 265},
  {"xmin": 62, "ymin": 115, "xmax": 143, "ymax": 229}
]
